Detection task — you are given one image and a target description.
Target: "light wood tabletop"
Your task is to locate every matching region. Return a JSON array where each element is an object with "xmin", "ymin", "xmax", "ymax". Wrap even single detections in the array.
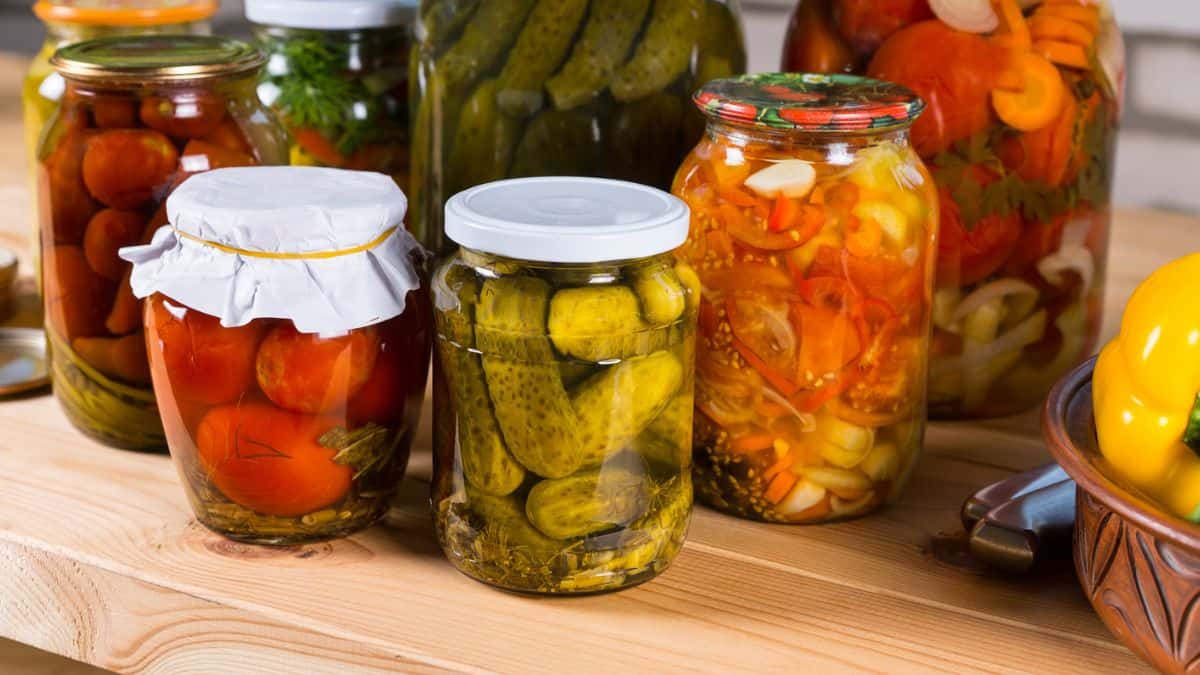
[{"xmin": 0, "ymin": 53, "xmax": 1194, "ymax": 674}]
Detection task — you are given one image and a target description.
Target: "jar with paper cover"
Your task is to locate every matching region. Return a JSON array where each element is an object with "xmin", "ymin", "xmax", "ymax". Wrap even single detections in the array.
[
  {"xmin": 122, "ymin": 166, "xmax": 431, "ymax": 544},
  {"xmin": 38, "ymin": 35, "xmax": 288, "ymax": 450}
]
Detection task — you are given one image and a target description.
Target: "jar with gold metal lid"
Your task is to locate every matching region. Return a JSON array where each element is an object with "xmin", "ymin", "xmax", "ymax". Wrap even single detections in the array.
[{"xmin": 38, "ymin": 35, "xmax": 287, "ymax": 450}]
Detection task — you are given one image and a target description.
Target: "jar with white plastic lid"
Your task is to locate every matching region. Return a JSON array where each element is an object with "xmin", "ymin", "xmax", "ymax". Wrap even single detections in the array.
[
  {"xmin": 432, "ymin": 177, "xmax": 699, "ymax": 594},
  {"xmin": 121, "ymin": 166, "xmax": 431, "ymax": 544},
  {"xmin": 248, "ymin": 0, "xmax": 416, "ymax": 195}
]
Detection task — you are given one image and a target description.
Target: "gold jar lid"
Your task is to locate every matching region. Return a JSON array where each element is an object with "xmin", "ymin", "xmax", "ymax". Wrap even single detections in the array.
[{"xmin": 50, "ymin": 35, "xmax": 264, "ymax": 83}]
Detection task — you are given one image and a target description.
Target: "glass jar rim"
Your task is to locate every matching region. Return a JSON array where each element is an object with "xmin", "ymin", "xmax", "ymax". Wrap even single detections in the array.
[
  {"xmin": 695, "ymin": 72, "xmax": 925, "ymax": 134},
  {"xmin": 50, "ymin": 35, "xmax": 264, "ymax": 84},
  {"xmin": 33, "ymin": 0, "xmax": 216, "ymax": 27}
]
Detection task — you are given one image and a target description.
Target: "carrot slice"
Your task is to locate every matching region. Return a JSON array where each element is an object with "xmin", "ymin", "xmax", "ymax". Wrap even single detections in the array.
[
  {"xmin": 764, "ymin": 471, "xmax": 799, "ymax": 504},
  {"xmin": 1038, "ymin": 2, "xmax": 1101, "ymax": 34},
  {"xmin": 1029, "ymin": 14, "xmax": 1095, "ymax": 48},
  {"xmin": 845, "ymin": 215, "xmax": 882, "ymax": 258},
  {"xmin": 730, "ymin": 433, "xmax": 776, "ymax": 453},
  {"xmin": 768, "ymin": 195, "xmax": 800, "ymax": 232},
  {"xmin": 992, "ymin": 52, "xmax": 1066, "ymax": 131},
  {"xmin": 991, "ymin": 0, "xmax": 1032, "ymax": 51},
  {"xmin": 1035, "ymin": 40, "xmax": 1091, "ymax": 69},
  {"xmin": 763, "ymin": 454, "xmax": 795, "ymax": 482}
]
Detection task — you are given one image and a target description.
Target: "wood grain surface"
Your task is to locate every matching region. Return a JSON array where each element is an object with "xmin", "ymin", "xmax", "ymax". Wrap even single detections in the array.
[{"xmin": 0, "ymin": 53, "xmax": 1194, "ymax": 674}]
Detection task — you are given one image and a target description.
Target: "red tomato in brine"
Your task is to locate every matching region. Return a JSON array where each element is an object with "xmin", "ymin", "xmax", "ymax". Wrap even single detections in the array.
[
  {"xmin": 256, "ymin": 324, "xmax": 381, "ymax": 414},
  {"xmin": 196, "ymin": 403, "xmax": 352, "ymax": 517},
  {"xmin": 833, "ymin": 0, "xmax": 933, "ymax": 57}
]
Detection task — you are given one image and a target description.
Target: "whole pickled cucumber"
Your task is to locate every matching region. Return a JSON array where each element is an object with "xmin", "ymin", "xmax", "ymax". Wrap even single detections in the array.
[
  {"xmin": 418, "ymin": 0, "xmax": 481, "ymax": 45},
  {"xmin": 633, "ymin": 261, "xmax": 688, "ymax": 325},
  {"xmin": 495, "ymin": 0, "xmax": 589, "ymax": 117},
  {"xmin": 436, "ymin": 0, "xmax": 537, "ymax": 93},
  {"xmin": 509, "ymin": 108, "xmax": 601, "ymax": 178},
  {"xmin": 604, "ymin": 92, "xmax": 686, "ymax": 188},
  {"xmin": 476, "ymin": 277, "xmax": 582, "ymax": 479},
  {"xmin": 548, "ymin": 286, "xmax": 666, "ymax": 361},
  {"xmin": 572, "ymin": 351, "xmax": 684, "ymax": 468},
  {"xmin": 526, "ymin": 463, "xmax": 650, "ymax": 539},
  {"xmin": 695, "ymin": 0, "xmax": 747, "ymax": 81},
  {"xmin": 434, "ymin": 271, "xmax": 526, "ymax": 497},
  {"xmin": 642, "ymin": 393, "xmax": 694, "ymax": 458},
  {"xmin": 545, "ymin": 0, "xmax": 653, "ymax": 111},
  {"xmin": 470, "ymin": 492, "xmax": 562, "ymax": 564},
  {"xmin": 610, "ymin": 0, "xmax": 704, "ymax": 103},
  {"xmin": 635, "ymin": 430, "xmax": 688, "ymax": 473},
  {"xmin": 448, "ymin": 79, "xmax": 521, "ymax": 196}
]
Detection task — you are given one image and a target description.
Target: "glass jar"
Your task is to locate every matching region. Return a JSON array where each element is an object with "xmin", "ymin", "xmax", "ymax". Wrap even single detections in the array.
[
  {"xmin": 410, "ymin": 0, "xmax": 748, "ymax": 255},
  {"xmin": 674, "ymin": 73, "xmax": 937, "ymax": 523},
  {"xmin": 23, "ymin": 1, "xmax": 216, "ymax": 288},
  {"xmin": 248, "ymin": 0, "xmax": 415, "ymax": 192},
  {"xmin": 783, "ymin": 0, "xmax": 1123, "ymax": 418},
  {"xmin": 124, "ymin": 167, "xmax": 431, "ymax": 544},
  {"xmin": 38, "ymin": 36, "xmax": 288, "ymax": 450},
  {"xmin": 432, "ymin": 177, "xmax": 698, "ymax": 594}
]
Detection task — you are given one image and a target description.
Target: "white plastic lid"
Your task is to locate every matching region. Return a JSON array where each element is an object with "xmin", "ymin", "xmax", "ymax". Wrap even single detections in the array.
[
  {"xmin": 246, "ymin": 0, "xmax": 416, "ymax": 30},
  {"xmin": 120, "ymin": 166, "xmax": 422, "ymax": 333},
  {"xmin": 444, "ymin": 177, "xmax": 690, "ymax": 264}
]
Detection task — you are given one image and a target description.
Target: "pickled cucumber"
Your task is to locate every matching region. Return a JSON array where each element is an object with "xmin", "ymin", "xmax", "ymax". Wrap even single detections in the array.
[
  {"xmin": 495, "ymin": 0, "xmax": 589, "ymax": 117},
  {"xmin": 643, "ymin": 393, "xmax": 694, "ymax": 454},
  {"xmin": 476, "ymin": 277, "xmax": 582, "ymax": 478},
  {"xmin": 448, "ymin": 79, "xmax": 521, "ymax": 196},
  {"xmin": 633, "ymin": 262, "xmax": 688, "ymax": 324},
  {"xmin": 605, "ymin": 92, "xmax": 687, "ymax": 188},
  {"xmin": 696, "ymin": 0, "xmax": 747, "ymax": 79},
  {"xmin": 435, "ymin": 271, "xmax": 526, "ymax": 497},
  {"xmin": 526, "ymin": 463, "xmax": 650, "ymax": 539},
  {"xmin": 436, "ymin": 0, "xmax": 537, "ymax": 93},
  {"xmin": 548, "ymin": 285, "xmax": 665, "ymax": 361},
  {"xmin": 418, "ymin": 0, "xmax": 481, "ymax": 45},
  {"xmin": 610, "ymin": 0, "xmax": 704, "ymax": 103},
  {"xmin": 510, "ymin": 108, "xmax": 601, "ymax": 178},
  {"xmin": 470, "ymin": 492, "xmax": 562, "ymax": 564},
  {"xmin": 573, "ymin": 351, "xmax": 684, "ymax": 468},
  {"xmin": 545, "ymin": 0, "xmax": 653, "ymax": 111}
]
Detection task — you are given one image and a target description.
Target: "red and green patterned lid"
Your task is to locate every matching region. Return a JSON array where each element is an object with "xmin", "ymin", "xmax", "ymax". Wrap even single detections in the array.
[{"xmin": 694, "ymin": 72, "xmax": 925, "ymax": 133}]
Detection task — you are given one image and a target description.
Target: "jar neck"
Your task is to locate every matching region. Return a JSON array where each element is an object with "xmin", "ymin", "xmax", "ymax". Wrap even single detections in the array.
[
  {"xmin": 705, "ymin": 119, "xmax": 913, "ymax": 154},
  {"xmin": 64, "ymin": 71, "xmax": 258, "ymax": 98},
  {"xmin": 44, "ymin": 20, "xmax": 209, "ymax": 47}
]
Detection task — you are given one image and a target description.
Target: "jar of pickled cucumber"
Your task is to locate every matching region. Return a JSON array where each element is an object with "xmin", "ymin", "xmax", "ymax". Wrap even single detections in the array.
[
  {"xmin": 23, "ymin": 1, "xmax": 216, "ymax": 288},
  {"xmin": 432, "ymin": 177, "xmax": 698, "ymax": 594},
  {"xmin": 122, "ymin": 167, "xmax": 431, "ymax": 544},
  {"xmin": 38, "ymin": 35, "xmax": 288, "ymax": 450},
  {"xmin": 411, "ymin": 0, "xmax": 748, "ymax": 255},
  {"xmin": 674, "ymin": 73, "xmax": 937, "ymax": 523},
  {"xmin": 783, "ymin": 0, "xmax": 1122, "ymax": 418},
  {"xmin": 248, "ymin": 0, "xmax": 415, "ymax": 191}
]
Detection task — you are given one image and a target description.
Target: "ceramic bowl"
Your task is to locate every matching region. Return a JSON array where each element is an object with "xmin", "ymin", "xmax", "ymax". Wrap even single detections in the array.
[{"xmin": 1044, "ymin": 358, "xmax": 1200, "ymax": 675}]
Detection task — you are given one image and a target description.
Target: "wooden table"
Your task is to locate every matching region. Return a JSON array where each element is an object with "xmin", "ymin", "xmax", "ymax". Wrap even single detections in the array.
[{"xmin": 0, "ymin": 53, "xmax": 1193, "ymax": 674}]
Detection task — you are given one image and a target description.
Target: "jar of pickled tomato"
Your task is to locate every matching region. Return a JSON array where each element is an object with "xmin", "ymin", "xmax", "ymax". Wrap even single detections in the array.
[
  {"xmin": 248, "ymin": 0, "xmax": 415, "ymax": 190},
  {"xmin": 410, "ymin": 0, "xmax": 747, "ymax": 256},
  {"xmin": 432, "ymin": 177, "xmax": 698, "ymax": 594},
  {"xmin": 122, "ymin": 167, "xmax": 431, "ymax": 544},
  {"xmin": 39, "ymin": 35, "xmax": 288, "ymax": 450},
  {"xmin": 783, "ymin": 0, "xmax": 1123, "ymax": 418},
  {"xmin": 23, "ymin": 1, "xmax": 216, "ymax": 288},
  {"xmin": 675, "ymin": 73, "xmax": 937, "ymax": 523}
]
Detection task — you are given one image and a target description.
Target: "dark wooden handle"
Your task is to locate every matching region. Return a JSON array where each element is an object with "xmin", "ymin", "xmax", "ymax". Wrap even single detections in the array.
[
  {"xmin": 961, "ymin": 463, "xmax": 1070, "ymax": 530},
  {"xmin": 967, "ymin": 477, "xmax": 1076, "ymax": 573}
]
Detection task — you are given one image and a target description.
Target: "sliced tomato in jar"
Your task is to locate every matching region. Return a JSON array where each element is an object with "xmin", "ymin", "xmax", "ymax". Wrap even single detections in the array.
[
  {"xmin": 794, "ymin": 302, "xmax": 861, "ymax": 383},
  {"xmin": 807, "ymin": 245, "xmax": 923, "ymax": 311},
  {"xmin": 722, "ymin": 203, "xmax": 810, "ymax": 251},
  {"xmin": 704, "ymin": 262, "xmax": 795, "ymax": 297},
  {"xmin": 727, "ymin": 295, "xmax": 801, "ymax": 395},
  {"xmin": 936, "ymin": 186, "xmax": 1022, "ymax": 287}
]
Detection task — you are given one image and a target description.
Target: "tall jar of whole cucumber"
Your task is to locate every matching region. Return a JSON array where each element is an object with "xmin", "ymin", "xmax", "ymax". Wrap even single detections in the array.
[
  {"xmin": 411, "ymin": 0, "xmax": 747, "ymax": 255},
  {"xmin": 247, "ymin": 0, "xmax": 415, "ymax": 192},
  {"xmin": 432, "ymin": 178, "xmax": 698, "ymax": 594}
]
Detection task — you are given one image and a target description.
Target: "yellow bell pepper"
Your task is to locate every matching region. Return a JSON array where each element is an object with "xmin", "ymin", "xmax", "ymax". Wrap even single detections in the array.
[{"xmin": 1094, "ymin": 252, "xmax": 1200, "ymax": 522}]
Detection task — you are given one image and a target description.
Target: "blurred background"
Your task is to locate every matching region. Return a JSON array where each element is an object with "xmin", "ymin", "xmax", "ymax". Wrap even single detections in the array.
[{"xmin": 0, "ymin": 0, "xmax": 1198, "ymax": 214}]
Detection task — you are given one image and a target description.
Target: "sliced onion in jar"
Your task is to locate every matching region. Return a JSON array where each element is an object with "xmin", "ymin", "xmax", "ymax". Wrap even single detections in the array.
[
  {"xmin": 951, "ymin": 278, "xmax": 1040, "ymax": 325},
  {"xmin": 831, "ymin": 491, "xmax": 877, "ymax": 517},
  {"xmin": 779, "ymin": 480, "xmax": 826, "ymax": 515},
  {"xmin": 930, "ymin": 309, "xmax": 1048, "ymax": 379},
  {"xmin": 929, "ymin": 0, "xmax": 999, "ymax": 34},
  {"xmin": 760, "ymin": 386, "xmax": 816, "ymax": 432},
  {"xmin": 1038, "ymin": 244, "xmax": 1095, "ymax": 296}
]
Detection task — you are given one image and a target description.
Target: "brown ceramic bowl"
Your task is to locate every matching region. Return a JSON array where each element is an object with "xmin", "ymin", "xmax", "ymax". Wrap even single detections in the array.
[{"xmin": 1044, "ymin": 357, "xmax": 1200, "ymax": 674}]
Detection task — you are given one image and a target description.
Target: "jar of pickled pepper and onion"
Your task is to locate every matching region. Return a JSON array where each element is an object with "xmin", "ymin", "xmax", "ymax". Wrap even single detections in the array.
[
  {"xmin": 432, "ymin": 177, "xmax": 698, "ymax": 594},
  {"xmin": 38, "ymin": 36, "xmax": 287, "ymax": 450},
  {"xmin": 23, "ymin": 1, "xmax": 216, "ymax": 288},
  {"xmin": 783, "ymin": 0, "xmax": 1122, "ymax": 418},
  {"xmin": 674, "ymin": 73, "xmax": 937, "ymax": 523},
  {"xmin": 122, "ymin": 167, "xmax": 431, "ymax": 544}
]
